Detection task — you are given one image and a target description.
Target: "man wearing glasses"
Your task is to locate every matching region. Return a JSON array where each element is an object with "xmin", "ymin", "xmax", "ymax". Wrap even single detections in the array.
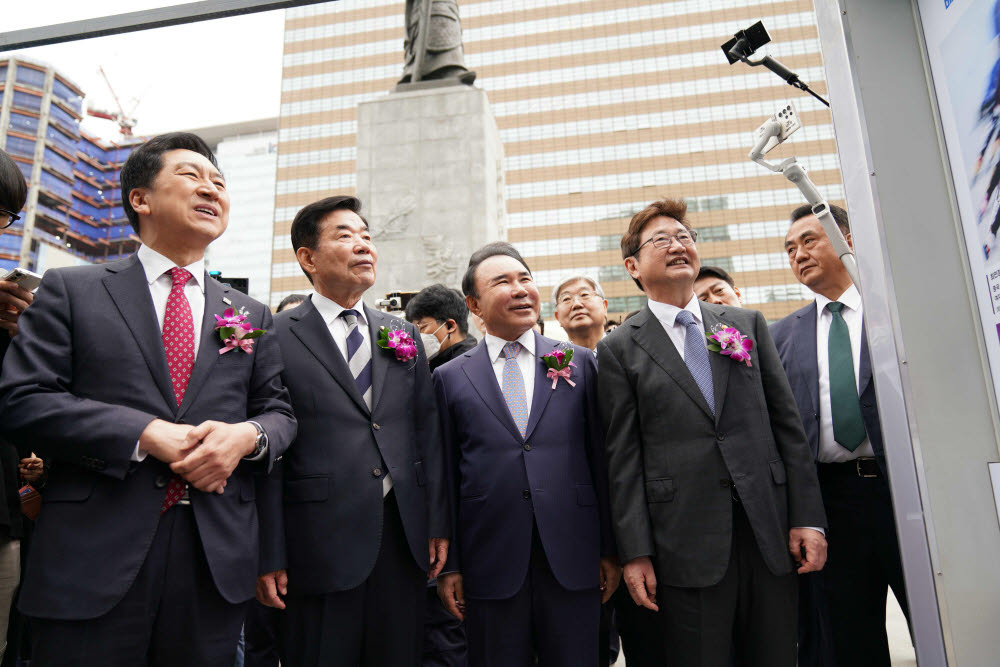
[
  {"xmin": 597, "ymin": 198, "xmax": 827, "ymax": 667},
  {"xmin": 553, "ymin": 275, "xmax": 608, "ymax": 353},
  {"xmin": 0, "ymin": 149, "xmax": 32, "ymax": 341}
]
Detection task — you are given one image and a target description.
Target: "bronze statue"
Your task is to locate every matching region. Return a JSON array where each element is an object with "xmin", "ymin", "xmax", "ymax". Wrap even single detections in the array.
[{"xmin": 398, "ymin": 0, "xmax": 476, "ymax": 86}]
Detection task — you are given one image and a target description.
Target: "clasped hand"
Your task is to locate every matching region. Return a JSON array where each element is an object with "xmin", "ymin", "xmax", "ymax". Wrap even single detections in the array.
[{"xmin": 138, "ymin": 419, "xmax": 257, "ymax": 494}]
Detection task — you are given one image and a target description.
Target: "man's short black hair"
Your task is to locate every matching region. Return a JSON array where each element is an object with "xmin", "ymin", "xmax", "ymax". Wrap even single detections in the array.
[
  {"xmin": 0, "ymin": 149, "xmax": 27, "ymax": 215},
  {"xmin": 462, "ymin": 242, "xmax": 532, "ymax": 298},
  {"xmin": 289, "ymin": 195, "xmax": 367, "ymax": 285},
  {"xmin": 120, "ymin": 132, "xmax": 219, "ymax": 235},
  {"xmin": 276, "ymin": 293, "xmax": 307, "ymax": 313},
  {"xmin": 790, "ymin": 203, "xmax": 851, "ymax": 237},
  {"xmin": 405, "ymin": 284, "xmax": 470, "ymax": 335},
  {"xmin": 697, "ymin": 265, "xmax": 735, "ymax": 288}
]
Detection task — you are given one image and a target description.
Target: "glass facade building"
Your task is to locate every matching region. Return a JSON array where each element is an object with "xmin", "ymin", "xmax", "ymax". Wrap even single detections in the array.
[{"xmin": 272, "ymin": 0, "xmax": 842, "ymax": 320}]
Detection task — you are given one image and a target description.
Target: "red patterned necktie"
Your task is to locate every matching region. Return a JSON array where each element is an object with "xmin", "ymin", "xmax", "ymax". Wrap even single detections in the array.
[{"xmin": 161, "ymin": 267, "xmax": 194, "ymax": 514}]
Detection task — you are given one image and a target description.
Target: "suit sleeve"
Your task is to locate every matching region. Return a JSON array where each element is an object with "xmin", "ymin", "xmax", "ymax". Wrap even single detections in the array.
[
  {"xmin": 410, "ymin": 323, "xmax": 450, "ymax": 540},
  {"xmin": 597, "ymin": 338, "xmax": 656, "ymax": 563},
  {"xmin": 0, "ymin": 270, "xmax": 155, "ymax": 480},
  {"xmin": 256, "ymin": 459, "xmax": 287, "ymax": 574},
  {"xmin": 581, "ymin": 349, "xmax": 616, "ymax": 558},
  {"xmin": 433, "ymin": 368, "xmax": 462, "ymax": 574},
  {"xmin": 754, "ymin": 310, "xmax": 827, "ymax": 529},
  {"xmin": 246, "ymin": 306, "xmax": 296, "ymax": 473}
]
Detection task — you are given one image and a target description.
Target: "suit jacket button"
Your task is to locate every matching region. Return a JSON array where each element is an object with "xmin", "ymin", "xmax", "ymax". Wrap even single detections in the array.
[
  {"xmin": 522, "ymin": 490, "xmax": 530, "ymax": 500},
  {"xmin": 372, "ymin": 468, "xmax": 382, "ymax": 477},
  {"xmin": 372, "ymin": 423, "xmax": 381, "ymax": 430},
  {"xmin": 523, "ymin": 443, "xmax": 531, "ymax": 451},
  {"xmin": 154, "ymin": 475, "xmax": 169, "ymax": 489},
  {"xmin": 717, "ymin": 432, "xmax": 726, "ymax": 441}
]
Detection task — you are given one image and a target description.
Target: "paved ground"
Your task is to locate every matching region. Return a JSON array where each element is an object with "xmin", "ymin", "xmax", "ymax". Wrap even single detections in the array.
[{"xmin": 613, "ymin": 591, "xmax": 915, "ymax": 666}]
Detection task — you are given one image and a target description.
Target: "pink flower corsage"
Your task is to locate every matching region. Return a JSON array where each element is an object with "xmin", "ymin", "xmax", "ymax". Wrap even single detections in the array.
[
  {"xmin": 541, "ymin": 346, "xmax": 577, "ymax": 389},
  {"xmin": 705, "ymin": 324, "xmax": 753, "ymax": 367},
  {"xmin": 377, "ymin": 326, "xmax": 418, "ymax": 362},
  {"xmin": 214, "ymin": 307, "xmax": 265, "ymax": 355}
]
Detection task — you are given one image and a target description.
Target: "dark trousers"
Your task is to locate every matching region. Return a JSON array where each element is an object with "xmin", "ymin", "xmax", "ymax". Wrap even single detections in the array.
[
  {"xmin": 242, "ymin": 600, "xmax": 280, "ymax": 667},
  {"xmin": 30, "ymin": 506, "xmax": 246, "ymax": 667},
  {"xmin": 610, "ymin": 585, "xmax": 665, "ymax": 667},
  {"xmin": 423, "ymin": 582, "xmax": 467, "ymax": 667},
  {"xmin": 656, "ymin": 502, "xmax": 799, "ymax": 667},
  {"xmin": 464, "ymin": 525, "xmax": 600, "ymax": 667},
  {"xmin": 817, "ymin": 464, "xmax": 910, "ymax": 667},
  {"xmin": 280, "ymin": 491, "xmax": 426, "ymax": 667}
]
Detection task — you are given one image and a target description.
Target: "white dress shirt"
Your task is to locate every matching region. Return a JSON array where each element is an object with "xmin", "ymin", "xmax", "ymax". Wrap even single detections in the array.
[
  {"xmin": 647, "ymin": 293, "xmax": 704, "ymax": 359},
  {"xmin": 137, "ymin": 244, "xmax": 205, "ymax": 356},
  {"xmin": 310, "ymin": 292, "xmax": 392, "ymax": 495},
  {"xmin": 485, "ymin": 329, "xmax": 537, "ymax": 419},
  {"xmin": 815, "ymin": 285, "xmax": 874, "ymax": 462},
  {"xmin": 310, "ymin": 291, "xmax": 370, "ymax": 363},
  {"xmin": 133, "ymin": 245, "xmax": 206, "ymax": 462}
]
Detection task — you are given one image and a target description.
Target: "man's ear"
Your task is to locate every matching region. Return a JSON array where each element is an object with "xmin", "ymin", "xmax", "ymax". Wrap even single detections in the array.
[
  {"xmin": 129, "ymin": 187, "xmax": 151, "ymax": 218},
  {"xmin": 465, "ymin": 294, "xmax": 482, "ymax": 319},
  {"xmin": 733, "ymin": 286, "xmax": 743, "ymax": 304},
  {"xmin": 624, "ymin": 256, "xmax": 641, "ymax": 282},
  {"xmin": 445, "ymin": 318, "xmax": 458, "ymax": 334},
  {"xmin": 845, "ymin": 232, "xmax": 854, "ymax": 251},
  {"xmin": 296, "ymin": 246, "xmax": 316, "ymax": 280}
]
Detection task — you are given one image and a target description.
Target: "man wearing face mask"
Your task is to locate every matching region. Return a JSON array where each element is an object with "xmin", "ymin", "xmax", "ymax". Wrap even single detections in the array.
[{"xmin": 406, "ymin": 284, "xmax": 478, "ymax": 373}]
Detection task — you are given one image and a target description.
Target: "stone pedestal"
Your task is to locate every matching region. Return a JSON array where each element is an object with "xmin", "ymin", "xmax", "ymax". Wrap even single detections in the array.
[{"xmin": 356, "ymin": 85, "xmax": 506, "ymax": 301}]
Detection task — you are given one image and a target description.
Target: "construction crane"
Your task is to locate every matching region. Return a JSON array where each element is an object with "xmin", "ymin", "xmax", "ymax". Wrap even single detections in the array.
[{"xmin": 85, "ymin": 66, "xmax": 139, "ymax": 136}]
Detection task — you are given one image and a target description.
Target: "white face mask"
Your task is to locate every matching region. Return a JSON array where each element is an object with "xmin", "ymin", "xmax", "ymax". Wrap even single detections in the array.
[{"xmin": 419, "ymin": 321, "xmax": 447, "ymax": 359}]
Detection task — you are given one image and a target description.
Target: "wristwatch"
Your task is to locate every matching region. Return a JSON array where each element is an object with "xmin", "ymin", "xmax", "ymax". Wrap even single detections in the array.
[{"xmin": 245, "ymin": 421, "xmax": 268, "ymax": 460}]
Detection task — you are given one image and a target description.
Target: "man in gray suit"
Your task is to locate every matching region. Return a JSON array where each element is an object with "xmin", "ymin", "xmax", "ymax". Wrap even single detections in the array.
[
  {"xmin": 256, "ymin": 195, "xmax": 449, "ymax": 666},
  {"xmin": 597, "ymin": 198, "xmax": 828, "ymax": 667}
]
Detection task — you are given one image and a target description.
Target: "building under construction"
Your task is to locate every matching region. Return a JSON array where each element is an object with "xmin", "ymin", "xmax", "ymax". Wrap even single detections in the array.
[{"xmin": 0, "ymin": 56, "xmax": 143, "ymax": 273}]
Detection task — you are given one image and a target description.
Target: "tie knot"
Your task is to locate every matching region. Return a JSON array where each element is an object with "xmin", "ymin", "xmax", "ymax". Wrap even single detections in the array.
[
  {"xmin": 826, "ymin": 301, "xmax": 845, "ymax": 315},
  {"xmin": 502, "ymin": 341, "xmax": 522, "ymax": 359},
  {"xmin": 169, "ymin": 267, "xmax": 192, "ymax": 288},
  {"xmin": 340, "ymin": 308, "xmax": 360, "ymax": 323},
  {"xmin": 675, "ymin": 309, "xmax": 695, "ymax": 327}
]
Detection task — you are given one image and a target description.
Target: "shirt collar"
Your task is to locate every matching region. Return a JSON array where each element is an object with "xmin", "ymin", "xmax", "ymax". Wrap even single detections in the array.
[
  {"xmin": 485, "ymin": 328, "xmax": 536, "ymax": 364},
  {"xmin": 310, "ymin": 291, "xmax": 368, "ymax": 328},
  {"xmin": 137, "ymin": 244, "xmax": 205, "ymax": 293},
  {"xmin": 646, "ymin": 293, "xmax": 703, "ymax": 328},
  {"xmin": 815, "ymin": 284, "xmax": 862, "ymax": 318}
]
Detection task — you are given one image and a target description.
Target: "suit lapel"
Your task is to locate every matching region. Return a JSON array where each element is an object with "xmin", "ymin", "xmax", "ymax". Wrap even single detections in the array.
[
  {"xmin": 461, "ymin": 342, "xmax": 524, "ymax": 442},
  {"xmin": 795, "ymin": 302, "xmax": 821, "ymax": 418},
  {"xmin": 177, "ymin": 276, "xmax": 228, "ymax": 420},
  {"xmin": 289, "ymin": 297, "xmax": 370, "ymax": 415},
  {"xmin": 630, "ymin": 307, "xmax": 714, "ymax": 421},
  {"xmin": 524, "ymin": 332, "xmax": 557, "ymax": 440},
  {"xmin": 700, "ymin": 304, "xmax": 732, "ymax": 425},
  {"xmin": 365, "ymin": 305, "xmax": 391, "ymax": 414},
  {"xmin": 101, "ymin": 256, "xmax": 175, "ymax": 412}
]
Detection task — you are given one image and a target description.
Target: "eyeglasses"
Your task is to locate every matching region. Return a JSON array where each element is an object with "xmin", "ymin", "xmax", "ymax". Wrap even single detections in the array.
[
  {"xmin": 632, "ymin": 230, "xmax": 698, "ymax": 256},
  {"xmin": 557, "ymin": 291, "xmax": 602, "ymax": 306},
  {"xmin": 0, "ymin": 209, "xmax": 21, "ymax": 229}
]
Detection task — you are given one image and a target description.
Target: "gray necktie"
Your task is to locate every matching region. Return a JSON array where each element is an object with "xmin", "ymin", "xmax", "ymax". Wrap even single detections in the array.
[{"xmin": 675, "ymin": 309, "xmax": 715, "ymax": 415}]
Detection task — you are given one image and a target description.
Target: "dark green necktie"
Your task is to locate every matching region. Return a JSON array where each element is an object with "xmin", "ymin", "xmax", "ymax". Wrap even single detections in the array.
[{"xmin": 827, "ymin": 301, "xmax": 866, "ymax": 451}]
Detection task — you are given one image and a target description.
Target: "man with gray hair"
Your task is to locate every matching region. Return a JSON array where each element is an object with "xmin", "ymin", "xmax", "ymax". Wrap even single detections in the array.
[{"xmin": 553, "ymin": 275, "xmax": 608, "ymax": 352}]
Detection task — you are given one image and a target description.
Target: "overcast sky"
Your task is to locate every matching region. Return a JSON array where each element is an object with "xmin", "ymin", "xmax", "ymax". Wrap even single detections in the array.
[{"xmin": 6, "ymin": 1, "xmax": 288, "ymax": 140}]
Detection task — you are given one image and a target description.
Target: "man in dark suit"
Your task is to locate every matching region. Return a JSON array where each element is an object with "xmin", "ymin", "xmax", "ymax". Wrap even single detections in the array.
[
  {"xmin": 433, "ymin": 242, "xmax": 618, "ymax": 666},
  {"xmin": 256, "ymin": 195, "xmax": 449, "ymax": 666},
  {"xmin": 771, "ymin": 205, "xmax": 910, "ymax": 667},
  {"xmin": 598, "ymin": 198, "xmax": 827, "ymax": 667},
  {"xmin": 0, "ymin": 133, "xmax": 296, "ymax": 666}
]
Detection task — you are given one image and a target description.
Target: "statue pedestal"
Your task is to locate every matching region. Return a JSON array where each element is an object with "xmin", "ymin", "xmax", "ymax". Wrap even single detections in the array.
[{"xmin": 356, "ymin": 85, "xmax": 506, "ymax": 302}]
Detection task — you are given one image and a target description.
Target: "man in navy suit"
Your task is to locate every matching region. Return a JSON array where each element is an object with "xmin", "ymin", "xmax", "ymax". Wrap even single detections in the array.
[
  {"xmin": 433, "ymin": 242, "xmax": 618, "ymax": 666},
  {"xmin": 771, "ymin": 205, "xmax": 910, "ymax": 667},
  {"xmin": 256, "ymin": 195, "xmax": 449, "ymax": 666},
  {"xmin": 0, "ymin": 133, "xmax": 296, "ymax": 666}
]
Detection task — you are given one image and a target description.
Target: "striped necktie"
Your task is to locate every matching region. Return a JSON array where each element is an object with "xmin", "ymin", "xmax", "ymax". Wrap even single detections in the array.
[{"xmin": 501, "ymin": 341, "xmax": 529, "ymax": 437}]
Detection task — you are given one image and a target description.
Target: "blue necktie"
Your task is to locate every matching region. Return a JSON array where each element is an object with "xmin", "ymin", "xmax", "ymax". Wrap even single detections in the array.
[
  {"xmin": 675, "ymin": 309, "xmax": 715, "ymax": 415},
  {"xmin": 501, "ymin": 342, "xmax": 529, "ymax": 437}
]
